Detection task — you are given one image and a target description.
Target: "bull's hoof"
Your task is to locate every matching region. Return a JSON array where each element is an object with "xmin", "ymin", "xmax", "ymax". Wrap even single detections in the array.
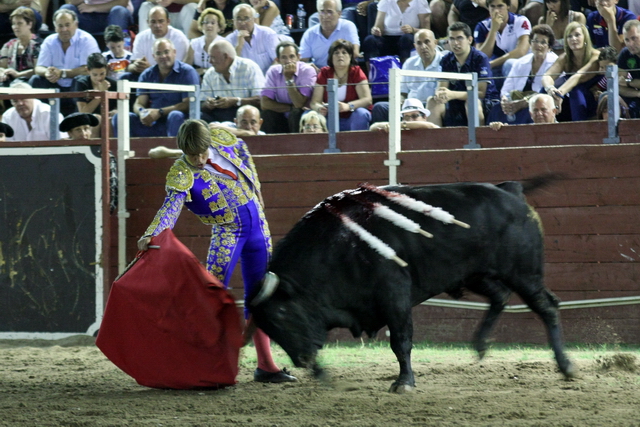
[
  {"xmin": 477, "ymin": 349, "xmax": 487, "ymax": 360},
  {"xmin": 389, "ymin": 383, "xmax": 414, "ymax": 394},
  {"xmin": 562, "ymin": 361, "xmax": 577, "ymax": 380}
]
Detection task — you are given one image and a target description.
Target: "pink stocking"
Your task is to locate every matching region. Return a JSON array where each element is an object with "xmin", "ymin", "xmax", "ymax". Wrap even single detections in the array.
[{"xmin": 253, "ymin": 328, "xmax": 279, "ymax": 372}]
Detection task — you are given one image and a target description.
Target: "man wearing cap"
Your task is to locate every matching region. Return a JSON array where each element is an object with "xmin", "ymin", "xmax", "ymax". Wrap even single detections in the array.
[
  {"xmin": 369, "ymin": 98, "xmax": 440, "ymax": 132},
  {"xmin": 59, "ymin": 112, "xmax": 99, "ymax": 139},
  {"xmin": 0, "ymin": 122, "xmax": 14, "ymax": 141},
  {"xmin": 1, "ymin": 82, "xmax": 67, "ymax": 141}
]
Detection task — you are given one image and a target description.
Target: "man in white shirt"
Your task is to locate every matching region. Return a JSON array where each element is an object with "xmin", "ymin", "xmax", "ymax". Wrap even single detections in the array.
[
  {"xmin": 127, "ymin": 6, "xmax": 189, "ymax": 77},
  {"xmin": 138, "ymin": 0, "xmax": 198, "ymax": 34},
  {"xmin": 371, "ymin": 29, "xmax": 443, "ymax": 123},
  {"xmin": 225, "ymin": 3, "xmax": 280, "ymax": 75},
  {"xmin": 201, "ymin": 39, "xmax": 265, "ymax": 123},
  {"xmin": 2, "ymin": 82, "xmax": 67, "ymax": 141}
]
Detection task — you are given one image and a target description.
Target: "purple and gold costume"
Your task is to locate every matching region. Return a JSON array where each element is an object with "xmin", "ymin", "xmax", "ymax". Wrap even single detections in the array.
[{"xmin": 143, "ymin": 129, "xmax": 271, "ymax": 316}]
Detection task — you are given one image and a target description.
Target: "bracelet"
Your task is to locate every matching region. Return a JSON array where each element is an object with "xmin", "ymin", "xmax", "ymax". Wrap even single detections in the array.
[{"xmin": 401, "ymin": 121, "xmax": 409, "ymax": 130}]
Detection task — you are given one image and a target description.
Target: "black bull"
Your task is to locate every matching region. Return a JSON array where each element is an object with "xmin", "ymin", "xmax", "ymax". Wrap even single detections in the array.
[{"xmin": 249, "ymin": 179, "xmax": 575, "ymax": 392}]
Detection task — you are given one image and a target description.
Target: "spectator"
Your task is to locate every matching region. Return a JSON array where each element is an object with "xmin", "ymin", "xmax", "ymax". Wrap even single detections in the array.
[
  {"xmin": 489, "ymin": 92, "xmax": 558, "ymax": 129},
  {"xmin": 310, "ymin": 39, "xmax": 373, "ymax": 130},
  {"xmin": 448, "ymin": 0, "xmax": 490, "ymax": 37},
  {"xmin": 541, "ymin": 22, "xmax": 601, "ymax": 121},
  {"xmin": 474, "ymin": 0, "xmax": 532, "ymax": 88},
  {"xmin": 539, "ymin": 0, "xmax": 586, "ymax": 54},
  {"xmin": 370, "ymin": 29, "xmax": 443, "ymax": 124},
  {"xmin": 362, "ymin": 0, "xmax": 431, "ymax": 63},
  {"xmin": 0, "ymin": 0, "xmax": 42, "ymax": 40},
  {"xmin": 586, "ymin": 0, "xmax": 635, "ymax": 50},
  {"xmin": 260, "ymin": 40, "xmax": 317, "ymax": 134},
  {"xmin": 128, "ymin": 6, "xmax": 189, "ymax": 76},
  {"xmin": 0, "ymin": 7, "xmax": 41, "ymax": 87},
  {"xmin": 487, "ymin": 23, "xmax": 558, "ymax": 124},
  {"xmin": 300, "ymin": 0, "xmax": 360, "ymax": 69},
  {"xmin": 59, "ymin": 111, "xmax": 98, "ymax": 139},
  {"xmin": 369, "ymin": 97, "xmax": 440, "ymax": 131},
  {"xmin": 1, "ymin": 81, "xmax": 67, "ymax": 140},
  {"xmin": 596, "ymin": 93, "xmax": 630, "ymax": 119},
  {"xmin": 208, "ymin": 103, "xmax": 265, "ymax": 136},
  {"xmin": 427, "ymin": 21, "xmax": 499, "ymax": 127},
  {"xmin": 184, "ymin": 7, "xmax": 225, "ymax": 78},
  {"xmin": 60, "ymin": 0, "xmax": 133, "ymax": 35},
  {"xmin": 113, "ymin": 38, "xmax": 200, "ymax": 137},
  {"xmin": 102, "ymin": 24, "xmax": 133, "ymax": 80},
  {"xmin": 200, "ymin": 39, "xmax": 265, "ymax": 123},
  {"xmin": 30, "ymin": 9, "xmax": 100, "ymax": 115},
  {"xmin": 138, "ymin": 0, "xmax": 198, "ymax": 34},
  {"xmin": 224, "ymin": 3, "xmax": 279, "ymax": 74},
  {"xmin": 618, "ymin": 19, "xmax": 640, "ymax": 117},
  {"xmin": 0, "ymin": 122, "xmax": 14, "ymax": 141},
  {"xmin": 72, "ymin": 53, "xmax": 117, "ymax": 137},
  {"xmin": 249, "ymin": 0, "xmax": 290, "ymax": 36},
  {"xmin": 188, "ymin": 0, "xmax": 238, "ymax": 38},
  {"xmin": 300, "ymin": 109, "xmax": 328, "ymax": 133},
  {"xmin": 591, "ymin": 45, "xmax": 618, "ymax": 100}
]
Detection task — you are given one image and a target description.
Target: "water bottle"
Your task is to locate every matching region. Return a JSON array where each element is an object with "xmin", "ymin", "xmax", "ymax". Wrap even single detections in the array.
[
  {"xmin": 123, "ymin": 30, "xmax": 132, "ymax": 51},
  {"xmin": 296, "ymin": 4, "xmax": 306, "ymax": 30},
  {"xmin": 505, "ymin": 93, "xmax": 516, "ymax": 123},
  {"xmin": 139, "ymin": 107, "xmax": 155, "ymax": 125}
]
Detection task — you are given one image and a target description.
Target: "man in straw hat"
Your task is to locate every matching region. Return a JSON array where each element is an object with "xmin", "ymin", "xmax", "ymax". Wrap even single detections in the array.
[
  {"xmin": 138, "ymin": 120, "xmax": 298, "ymax": 384},
  {"xmin": 369, "ymin": 98, "xmax": 440, "ymax": 132}
]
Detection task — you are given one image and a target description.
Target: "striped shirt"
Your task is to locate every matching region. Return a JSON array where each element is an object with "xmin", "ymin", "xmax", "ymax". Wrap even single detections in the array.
[{"xmin": 201, "ymin": 56, "xmax": 266, "ymax": 98}]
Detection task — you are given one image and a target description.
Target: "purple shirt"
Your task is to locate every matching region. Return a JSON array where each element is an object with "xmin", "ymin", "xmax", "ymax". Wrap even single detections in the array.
[{"xmin": 261, "ymin": 61, "xmax": 317, "ymax": 106}]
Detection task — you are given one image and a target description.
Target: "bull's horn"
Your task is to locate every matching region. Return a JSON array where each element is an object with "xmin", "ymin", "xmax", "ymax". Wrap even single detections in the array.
[{"xmin": 251, "ymin": 272, "xmax": 279, "ymax": 306}]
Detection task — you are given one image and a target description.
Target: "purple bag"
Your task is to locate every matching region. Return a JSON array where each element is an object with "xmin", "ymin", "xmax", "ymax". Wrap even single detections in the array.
[{"xmin": 369, "ymin": 56, "xmax": 401, "ymax": 97}]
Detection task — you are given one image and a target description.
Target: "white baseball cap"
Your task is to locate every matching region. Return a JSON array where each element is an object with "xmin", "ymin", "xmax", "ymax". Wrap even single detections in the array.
[{"xmin": 400, "ymin": 98, "xmax": 430, "ymax": 118}]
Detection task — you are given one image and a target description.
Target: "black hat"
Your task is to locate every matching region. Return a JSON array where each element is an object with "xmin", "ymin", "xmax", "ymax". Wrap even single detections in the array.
[
  {"xmin": 59, "ymin": 113, "xmax": 99, "ymax": 133},
  {"xmin": 0, "ymin": 122, "xmax": 14, "ymax": 138}
]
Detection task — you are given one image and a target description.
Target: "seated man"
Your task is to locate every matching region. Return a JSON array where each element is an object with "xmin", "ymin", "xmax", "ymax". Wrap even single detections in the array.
[
  {"xmin": 225, "ymin": 3, "xmax": 280, "ymax": 75},
  {"xmin": 428, "ymin": 21, "xmax": 499, "ymax": 127},
  {"xmin": 299, "ymin": 0, "xmax": 360, "ymax": 70},
  {"xmin": 30, "ymin": 9, "xmax": 100, "ymax": 115},
  {"xmin": 138, "ymin": 0, "xmax": 198, "ymax": 34},
  {"xmin": 260, "ymin": 41, "xmax": 317, "ymax": 134},
  {"xmin": 1, "ymin": 81, "xmax": 67, "ymax": 140},
  {"xmin": 200, "ymin": 39, "xmax": 265, "ymax": 123},
  {"xmin": 60, "ymin": 0, "xmax": 133, "ymax": 35},
  {"xmin": 489, "ymin": 92, "xmax": 558, "ymax": 129},
  {"xmin": 370, "ymin": 98, "xmax": 440, "ymax": 132},
  {"xmin": 587, "ymin": 0, "xmax": 635, "ymax": 51},
  {"xmin": 617, "ymin": 19, "xmax": 640, "ymax": 117},
  {"xmin": 112, "ymin": 38, "xmax": 199, "ymax": 137},
  {"xmin": 371, "ymin": 29, "xmax": 443, "ymax": 124},
  {"xmin": 127, "ymin": 6, "xmax": 190, "ymax": 78}
]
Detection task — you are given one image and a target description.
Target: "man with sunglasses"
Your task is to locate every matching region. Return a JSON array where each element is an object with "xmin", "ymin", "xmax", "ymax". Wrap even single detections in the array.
[{"xmin": 369, "ymin": 98, "xmax": 440, "ymax": 131}]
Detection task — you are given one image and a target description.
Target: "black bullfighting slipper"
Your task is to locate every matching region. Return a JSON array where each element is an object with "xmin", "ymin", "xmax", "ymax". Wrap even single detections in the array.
[{"xmin": 253, "ymin": 368, "xmax": 298, "ymax": 383}]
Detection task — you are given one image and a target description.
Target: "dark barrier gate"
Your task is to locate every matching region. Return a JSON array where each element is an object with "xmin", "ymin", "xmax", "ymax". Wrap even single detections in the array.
[{"xmin": 0, "ymin": 146, "xmax": 104, "ymax": 338}]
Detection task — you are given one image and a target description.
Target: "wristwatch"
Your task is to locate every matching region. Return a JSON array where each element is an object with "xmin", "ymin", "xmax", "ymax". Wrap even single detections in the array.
[
  {"xmin": 285, "ymin": 79, "xmax": 295, "ymax": 87},
  {"xmin": 61, "ymin": 69, "xmax": 67, "ymax": 79},
  {"xmin": 349, "ymin": 103, "xmax": 355, "ymax": 112},
  {"xmin": 236, "ymin": 97, "xmax": 242, "ymax": 107},
  {"xmin": 158, "ymin": 108, "xmax": 164, "ymax": 117}
]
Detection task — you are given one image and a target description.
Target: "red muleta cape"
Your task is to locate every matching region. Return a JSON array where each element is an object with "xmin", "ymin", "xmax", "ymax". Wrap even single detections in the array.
[{"xmin": 96, "ymin": 229, "xmax": 243, "ymax": 389}]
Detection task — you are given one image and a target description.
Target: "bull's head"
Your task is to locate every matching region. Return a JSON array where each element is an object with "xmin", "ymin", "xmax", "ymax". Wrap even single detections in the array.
[{"xmin": 249, "ymin": 272, "xmax": 327, "ymax": 373}]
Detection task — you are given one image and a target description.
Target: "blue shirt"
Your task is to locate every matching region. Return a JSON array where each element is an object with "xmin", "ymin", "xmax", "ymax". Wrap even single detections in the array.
[
  {"xmin": 440, "ymin": 47, "xmax": 499, "ymax": 100},
  {"xmin": 137, "ymin": 60, "xmax": 200, "ymax": 109},
  {"xmin": 37, "ymin": 29, "xmax": 100, "ymax": 87},
  {"xmin": 299, "ymin": 19, "xmax": 360, "ymax": 68},
  {"xmin": 587, "ymin": 6, "xmax": 636, "ymax": 48}
]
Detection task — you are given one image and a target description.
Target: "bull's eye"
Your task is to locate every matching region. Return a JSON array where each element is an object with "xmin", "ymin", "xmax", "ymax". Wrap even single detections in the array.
[{"xmin": 276, "ymin": 306, "xmax": 287, "ymax": 319}]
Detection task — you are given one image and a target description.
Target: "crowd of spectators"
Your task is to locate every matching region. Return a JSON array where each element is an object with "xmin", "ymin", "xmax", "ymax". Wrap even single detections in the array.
[{"xmin": 1, "ymin": 0, "xmax": 639, "ymax": 141}]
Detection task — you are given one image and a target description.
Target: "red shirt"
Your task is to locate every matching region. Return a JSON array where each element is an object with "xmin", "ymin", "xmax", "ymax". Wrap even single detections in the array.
[{"xmin": 316, "ymin": 65, "xmax": 372, "ymax": 118}]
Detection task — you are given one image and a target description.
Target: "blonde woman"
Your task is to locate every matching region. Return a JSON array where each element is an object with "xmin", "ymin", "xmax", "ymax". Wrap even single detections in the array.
[
  {"xmin": 185, "ymin": 8, "xmax": 226, "ymax": 77},
  {"xmin": 300, "ymin": 110, "xmax": 328, "ymax": 133},
  {"xmin": 541, "ymin": 22, "xmax": 600, "ymax": 121}
]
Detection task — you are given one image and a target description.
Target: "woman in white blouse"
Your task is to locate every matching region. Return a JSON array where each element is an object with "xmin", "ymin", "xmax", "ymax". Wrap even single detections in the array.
[
  {"xmin": 362, "ymin": 0, "xmax": 431, "ymax": 63},
  {"xmin": 488, "ymin": 24, "xmax": 558, "ymax": 125},
  {"xmin": 185, "ymin": 8, "xmax": 226, "ymax": 78}
]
